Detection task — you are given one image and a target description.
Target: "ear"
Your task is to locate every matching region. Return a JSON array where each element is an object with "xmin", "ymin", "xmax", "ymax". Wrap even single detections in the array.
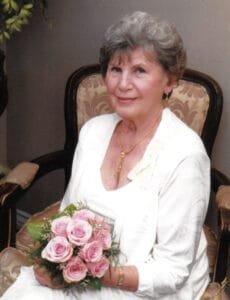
[{"xmin": 164, "ymin": 75, "xmax": 178, "ymax": 95}]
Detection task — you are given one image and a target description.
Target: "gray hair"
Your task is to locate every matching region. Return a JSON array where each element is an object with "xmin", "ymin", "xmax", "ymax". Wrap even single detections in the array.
[{"xmin": 99, "ymin": 11, "xmax": 186, "ymax": 80}]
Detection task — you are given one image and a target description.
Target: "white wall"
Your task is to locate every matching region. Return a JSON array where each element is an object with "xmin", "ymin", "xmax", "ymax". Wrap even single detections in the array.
[{"xmin": 5, "ymin": 0, "xmax": 230, "ymax": 212}]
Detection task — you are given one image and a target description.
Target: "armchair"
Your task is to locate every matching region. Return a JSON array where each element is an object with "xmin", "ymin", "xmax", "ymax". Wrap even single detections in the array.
[{"xmin": 0, "ymin": 64, "xmax": 229, "ymax": 298}]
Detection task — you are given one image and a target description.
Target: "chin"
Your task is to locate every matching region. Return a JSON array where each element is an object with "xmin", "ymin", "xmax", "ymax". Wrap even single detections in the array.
[{"xmin": 114, "ymin": 107, "xmax": 140, "ymax": 121}]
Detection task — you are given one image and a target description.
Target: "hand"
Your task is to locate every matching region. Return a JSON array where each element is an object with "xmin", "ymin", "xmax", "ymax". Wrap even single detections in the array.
[
  {"xmin": 33, "ymin": 263, "xmax": 66, "ymax": 289},
  {"xmin": 102, "ymin": 265, "xmax": 138, "ymax": 291}
]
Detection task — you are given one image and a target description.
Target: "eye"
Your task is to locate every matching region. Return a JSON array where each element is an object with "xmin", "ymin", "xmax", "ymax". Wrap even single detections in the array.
[
  {"xmin": 110, "ymin": 66, "xmax": 121, "ymax": 73},
  {"xmin": 135, "ymin": 67, "xmax": 146, "ymax": 75}
]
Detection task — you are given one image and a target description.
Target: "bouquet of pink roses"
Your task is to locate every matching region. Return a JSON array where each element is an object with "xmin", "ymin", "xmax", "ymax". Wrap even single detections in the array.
[{"xmin": 27, "ymin": 203, "xmax": 120, "ymax": 290}]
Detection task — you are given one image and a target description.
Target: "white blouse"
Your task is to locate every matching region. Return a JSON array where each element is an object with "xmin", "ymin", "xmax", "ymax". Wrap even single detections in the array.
[{"xmin": 61, "ymin": 108, "xmax": 210, "ymax": 299}]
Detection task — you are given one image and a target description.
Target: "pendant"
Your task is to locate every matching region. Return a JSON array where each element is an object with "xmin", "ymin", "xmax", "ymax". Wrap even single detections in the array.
[{"xmin": 115, "ymin": 151, "xmax": 127, "ymax": 186}]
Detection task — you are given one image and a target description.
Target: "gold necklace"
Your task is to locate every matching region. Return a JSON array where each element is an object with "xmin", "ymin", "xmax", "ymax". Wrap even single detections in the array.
[{"xmin": 115, "ymin": 112, "xmax": 162, "ymax": 186}]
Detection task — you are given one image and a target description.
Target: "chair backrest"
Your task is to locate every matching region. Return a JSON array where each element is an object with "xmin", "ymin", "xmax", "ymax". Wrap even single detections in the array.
[{"xmin": 63, "ymin": 64, "xmax": 223, "ymax": 181}]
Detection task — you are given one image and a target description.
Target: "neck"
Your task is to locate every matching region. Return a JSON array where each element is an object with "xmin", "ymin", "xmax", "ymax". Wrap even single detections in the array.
[
  {"xmin": 118, "ymin": 108, "xmax": 164, "ymax": 140},
  {"xmin": 114, "ymin": 109, "xmax": 163, "ymax": 187}
]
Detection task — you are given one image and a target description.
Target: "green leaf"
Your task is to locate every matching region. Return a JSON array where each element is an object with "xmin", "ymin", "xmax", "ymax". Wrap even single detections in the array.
[
  {"xmin": 10, "ymin": 0, "xmax": 19, "ymax": 11},
  {"xmin": 20, "ymin": 7, "xmax": 33, "ymax": 18},
  {"xmin": 27, "ymin": 221, "xmax": 47, "ymax": 241},
  {"xmin": 10, "ymin": 23, "xmax": 21, "ymax": 32},
  {"xmin": 87, "ymin": 278, "xmax": 102, "ymax": 290},
  {"xmin": 2, "ymin": 0, "xmax": 18, "ymax": 12},
  {"xmin": 19, "ymin": 9, "xmax": 29, "ymax": 18},
  {"xmin": 21, "ymin": 18, "xmax": 29, "ymax": 25},
  {"xmin": 2, "ymin": 4, "xmax": 10, "ymax": 13},
  {"xmin": 3, "ymin": 31, "xmax": 10, "ymax": 39},
  {"xmin": 28, "ymin": 243, "xmax": 44, "ymax": 260},
  {"xmin": 6, "ymin": 18, "xmax": 15, "ymax": 25},
  {"xmin": 23, "ymin": 3, "xmax": 34, "ymax": 10},
  {"xmin": 62, "ymin": 204, "xmax": 78, "ymax": 216},
  {"xmin": 0, "ymin": 34, "xmax": 5, "ymax": 45}
]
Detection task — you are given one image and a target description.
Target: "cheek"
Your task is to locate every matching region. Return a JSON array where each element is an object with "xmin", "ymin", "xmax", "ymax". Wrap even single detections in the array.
[
  {"xmin": 144, "ymin": 78, "xmax": 167, "ymax": 95},
  {"xmin": 104, "ymin": 76, "xmax": 115, "ymax": 95},
  {"xmin": 136, "ymin": 80, "xmax": 157, "ymax": 96}
]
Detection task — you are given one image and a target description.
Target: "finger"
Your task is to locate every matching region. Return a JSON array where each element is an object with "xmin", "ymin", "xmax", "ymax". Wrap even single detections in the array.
[
  {"xmin": 33, "ymin": 265, "xmax": 53, "ymax": 287},
  {"xmin": 33, "ymin": 264, "xmax": 66, "ymax": 289}
]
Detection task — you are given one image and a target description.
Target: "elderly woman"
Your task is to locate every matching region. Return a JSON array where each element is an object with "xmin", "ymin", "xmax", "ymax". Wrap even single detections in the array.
[{"xmin": 1, "ymin": 11, "xmax": 210, "ymax": 300}]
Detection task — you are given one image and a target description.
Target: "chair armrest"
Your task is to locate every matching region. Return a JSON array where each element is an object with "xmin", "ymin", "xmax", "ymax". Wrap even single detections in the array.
[
  {"xmin": 0, "ymin": 150, "xmax": 68, "ymax": 250},
  {"xmin": 216, "ymin": 185, "xmax": 230, "ymax": 230},
  {"xmin": 0, "ymin": 150, "xmax": 67, "ymax": 210},
  {"xmin": 0, "ymin": 162, "xmax": 39, "ymax": 209},
  {"xmin": 4, "ymin": 162, "xmax": 39, "ymax": 189},
  {"xmin": 212, "ymin": 168, "xmax": 230, "ymax": 230},
  {"xmin": 31, "ymin": 149, "xmax": 68, "ymax": 180},
  {"xmin": 211, "ymin": 168, "xmax": 230, "ymax": 193},
  {"xmin": 212, "ymin": 171, "xmax": 230, "ymax": 283}
]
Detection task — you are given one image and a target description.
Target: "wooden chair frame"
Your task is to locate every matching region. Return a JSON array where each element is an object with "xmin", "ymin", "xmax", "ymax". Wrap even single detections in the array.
[{"xmin": 0, "ymin": 64, "xmax": 229, "ymax": 284}]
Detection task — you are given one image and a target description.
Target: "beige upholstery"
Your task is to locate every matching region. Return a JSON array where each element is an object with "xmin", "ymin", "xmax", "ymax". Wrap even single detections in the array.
[
  {"xmin": 0, "ymin": 247, "xmax": 32, "ymax": 296},
  {"xmin": 77, "ymin": 74, "xmax": 210, "ymax": 136},
  {"xmin": 77, "ymin": 74, "xmax": 113, "ymax": 129},
  {"xmin": 203, "ymin": 225, "xmax": 218, "ymax": 276},
  {"xmin": 169, "ymin": 80, "xmax": 209, "ymax": 135},
  {"xmin": 4, "ymin": 162, "xmax": 39, "ymax": 190},
  {"xmin": 201, "ymin": 281, "xmax": 229, "ymax": 299}
]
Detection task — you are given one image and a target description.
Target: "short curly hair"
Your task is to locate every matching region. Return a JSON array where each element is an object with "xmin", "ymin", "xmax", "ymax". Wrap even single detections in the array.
[{"xmin": 99, "ymin": 11, "xmax": 186, "ymax": 80}]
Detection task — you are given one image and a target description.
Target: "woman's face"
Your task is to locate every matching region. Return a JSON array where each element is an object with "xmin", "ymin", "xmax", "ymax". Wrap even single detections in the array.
[{"xmin": 105, "ymin": 48, "xmax": 176, "ymax": 123}]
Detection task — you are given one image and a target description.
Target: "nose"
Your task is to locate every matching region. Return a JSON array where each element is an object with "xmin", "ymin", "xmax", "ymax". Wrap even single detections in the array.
[{"xmin": 118, "ymin": 71, "xmax": 132, "ymax": 91}]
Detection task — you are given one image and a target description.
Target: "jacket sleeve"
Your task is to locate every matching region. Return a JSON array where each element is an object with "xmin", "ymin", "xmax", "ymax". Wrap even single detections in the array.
[
  {"xmin": 135, "ymin": 151, "xmax": 210, "ymax": 298},
  {"xmin": 60, "ymin": 121, "xmax": 92, "ymax": 210}
]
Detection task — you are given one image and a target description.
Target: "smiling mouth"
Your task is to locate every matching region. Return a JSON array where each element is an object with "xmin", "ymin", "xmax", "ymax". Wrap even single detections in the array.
[{"xmin": 117, "ymin": 96, "xmax": 137, "ymax": 102}]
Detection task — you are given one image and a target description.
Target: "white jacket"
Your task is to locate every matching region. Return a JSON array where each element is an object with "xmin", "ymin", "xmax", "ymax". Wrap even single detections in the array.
[{"xmin": 61, "ymin": 108, "xmax": 210, "ymax": 300}]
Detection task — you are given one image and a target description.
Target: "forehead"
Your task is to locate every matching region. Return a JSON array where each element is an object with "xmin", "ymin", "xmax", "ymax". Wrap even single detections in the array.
[{"xmin": 109, "ymin": 48, "xmax": 157, "ymax": 65}]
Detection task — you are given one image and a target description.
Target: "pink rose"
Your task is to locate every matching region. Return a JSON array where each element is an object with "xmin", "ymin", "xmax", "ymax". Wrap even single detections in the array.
[
  {"xmin": 63, "ymin": 256, "xmax": 87, "ymax": 283},
  {"xmin": 80, "ymin": 240, "xmax": 103, "ymax": 263},
  {"xmin": 93, "ymin": 228, "xmax": 112, "ymax": 250},
  {"xmin": 87, "ymin": 256, "xmax": 110, "ymax": 278},
  {"xmin": 72, "ymin": 209, "xmax": 96, "ymax": 222},
  {"xmin": 41, "ymin": 236, "xmax": 73, "ymax": 263},
  {"xmin": 67, "ymin": 219, "xmax": 92, "ymax": 246},
  {"xmin": 51, "ymin": 216, "xmax": 71, "ymax": 237}
]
